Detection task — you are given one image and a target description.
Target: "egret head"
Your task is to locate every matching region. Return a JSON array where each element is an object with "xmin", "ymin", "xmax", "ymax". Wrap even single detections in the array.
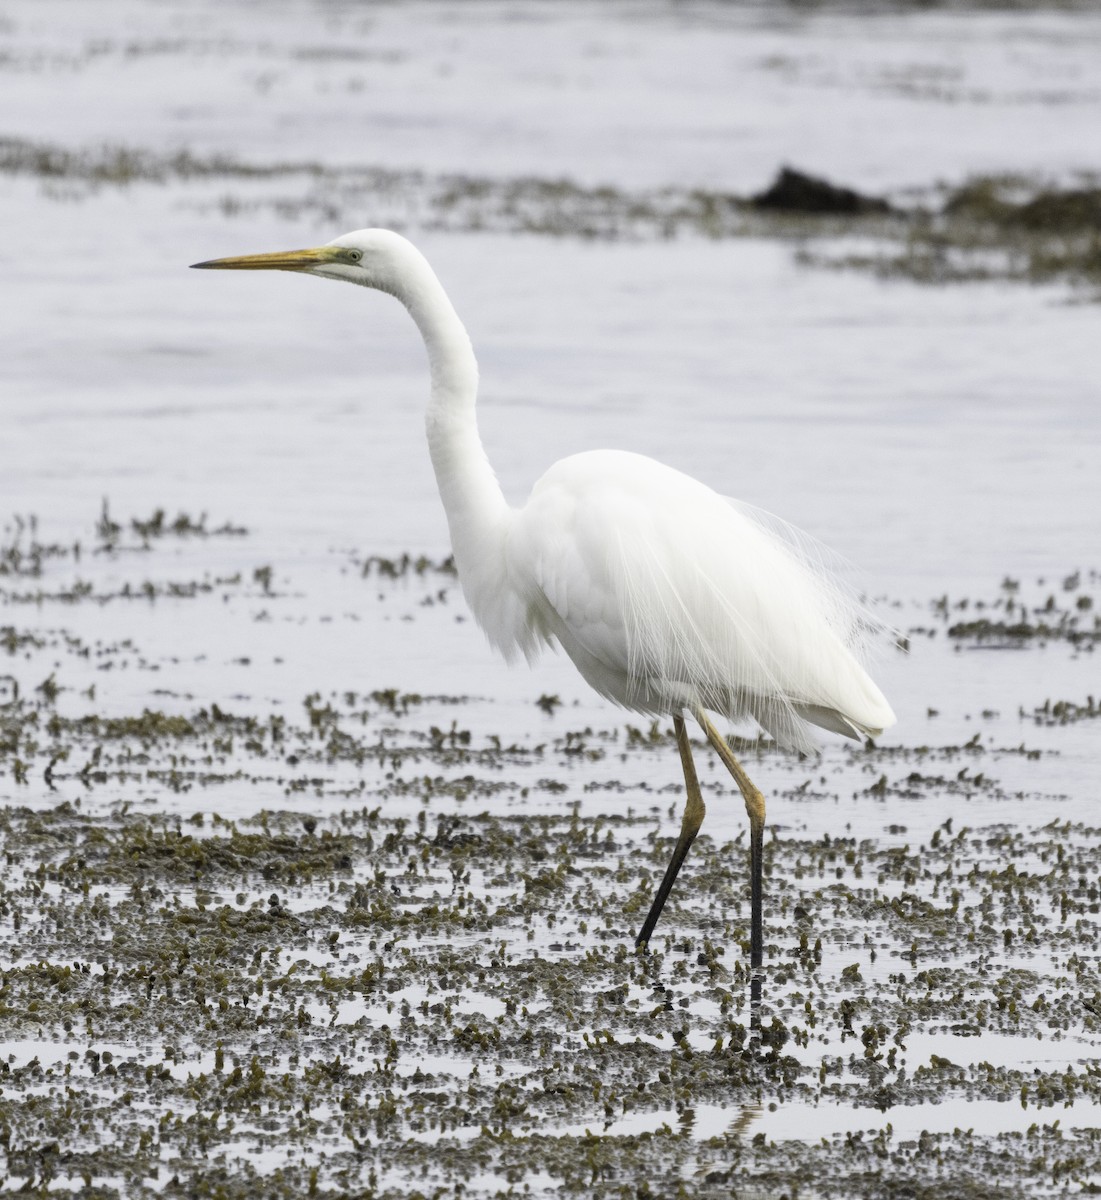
[{"xmin": 191, "ymin": 228, "xmax": 420, "ymax": 296}]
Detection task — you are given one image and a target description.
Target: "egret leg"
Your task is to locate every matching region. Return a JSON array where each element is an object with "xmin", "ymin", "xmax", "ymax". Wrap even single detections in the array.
[
  {"xmin": 694, "ymin": 708, "xmax": 767, "ymax": 969},
  {"xmin": 635, "ymin": 714, "xmax": 705, "ymax": 948}
]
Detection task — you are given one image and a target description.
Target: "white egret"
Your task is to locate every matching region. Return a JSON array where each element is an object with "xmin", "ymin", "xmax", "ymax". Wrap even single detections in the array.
[{"xmin": 192, "ymin": 230, "xmax": 896, "ymax": 968}]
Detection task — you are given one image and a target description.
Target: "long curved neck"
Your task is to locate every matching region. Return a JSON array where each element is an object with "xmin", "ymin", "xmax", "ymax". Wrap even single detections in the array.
[{"xmin": 391, "ymin": 252, "xmax": 511, "ymax": 622}]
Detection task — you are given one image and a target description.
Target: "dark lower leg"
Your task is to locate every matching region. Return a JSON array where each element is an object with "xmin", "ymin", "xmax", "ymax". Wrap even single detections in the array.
[
  {"xmin": 635, "ymin": 714, "xmax": 706, "ymax": 948},
  {"xmin": 748, "ymin": 806, "xmax": 764, "ymax": 968},
  {"xmin": 694, "ymin": 708, "xmax": 767, "ymax": 969}
]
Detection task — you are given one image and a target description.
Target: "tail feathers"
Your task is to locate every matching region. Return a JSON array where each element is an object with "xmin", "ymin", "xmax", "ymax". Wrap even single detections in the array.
[
  {"xmin": 794, "ymin": 703, "xmax": 873, "ymax": 742},
  {"xmin": 792, "ymin": 698, "xmax": 895, "ymax": 745},
  {"xmin": 749, "ymin": 698, "xmax": 868, "ymax": 756}
]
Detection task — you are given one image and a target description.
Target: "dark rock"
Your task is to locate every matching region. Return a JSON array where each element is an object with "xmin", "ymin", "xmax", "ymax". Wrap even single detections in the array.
[{"xmin": 751, "ymin": 166, "xmax": 893, "ymax": 216}]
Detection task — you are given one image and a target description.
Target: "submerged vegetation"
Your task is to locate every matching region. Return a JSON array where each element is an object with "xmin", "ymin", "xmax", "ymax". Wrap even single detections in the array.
[
  {"xmin": 933, "ymin": 571, "xmax": 1101, "ymax": 648},
  {"xmin": 4, "ymin": 135, "xmax": 1100, "ymax": 294},
  {"xmin": 1, "ymin": 510, "xmax": 1099, "ymax": 1196},
  {"xmin": 800, "ymin": 173, "xmax": 1101, "ymax": 291},
  {"xmin": 2, "ymin": 798, "xmax": 1101, "ymax": 1198},
  {"xmin": 1, "ymin": 505, "xmax": 247, "ymax": 580}
]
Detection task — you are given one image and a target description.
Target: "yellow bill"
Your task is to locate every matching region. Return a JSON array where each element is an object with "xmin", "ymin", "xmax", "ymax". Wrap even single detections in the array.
[{"xmin": 190, "ymin": 245, "xmax": 345, "ymax": 272}]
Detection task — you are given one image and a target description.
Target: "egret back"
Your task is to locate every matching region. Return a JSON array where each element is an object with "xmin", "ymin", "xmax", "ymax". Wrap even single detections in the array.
[{"xmin": 506, "ymin": 449, "xmax": 895, "ymax": 753}]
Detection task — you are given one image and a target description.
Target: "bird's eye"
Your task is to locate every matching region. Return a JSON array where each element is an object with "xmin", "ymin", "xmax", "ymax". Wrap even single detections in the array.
[{"xmin": 344, "ymin": 248, "xmax": 363, "ymax": 263}]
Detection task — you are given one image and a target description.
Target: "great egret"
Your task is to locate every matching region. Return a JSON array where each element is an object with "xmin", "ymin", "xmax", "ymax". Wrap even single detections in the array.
[{"xmin": 193, "ymin": 229, "xmax": 896, "ymax": 968}]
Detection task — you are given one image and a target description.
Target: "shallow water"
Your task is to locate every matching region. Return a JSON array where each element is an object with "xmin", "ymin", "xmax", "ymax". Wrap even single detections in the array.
[{"xmin": 2, "ymin": 2, "xmax": 1100, "ymax": 1197}]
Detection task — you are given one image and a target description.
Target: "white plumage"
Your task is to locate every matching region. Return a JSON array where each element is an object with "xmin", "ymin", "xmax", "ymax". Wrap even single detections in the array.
[
  {"xmin": 509, "ymin": 448, "xmax": 893, "ymax": 755},
  {"xmin": 193, "ymin": 227, "xmax": 897, "ymax": 966}
]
